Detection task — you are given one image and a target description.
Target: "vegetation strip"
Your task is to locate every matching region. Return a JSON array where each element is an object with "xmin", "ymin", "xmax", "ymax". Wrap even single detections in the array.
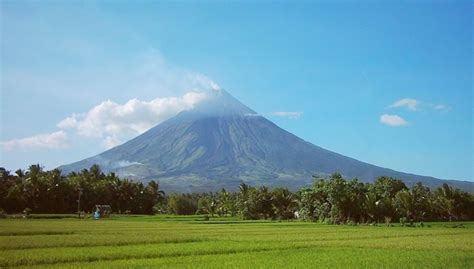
[
  {"xmin": 2, "ymin": 166, "xmax": 472, "ymax": 225},
  {"xmin": 0, "ymin": 243, "xmax": 387, "ymax": 267},
  {"xmin": 0, "ymin": 238, "xmax": 210, "ymax": 250},
  {"xmin": 0, "ymin": 231, "xmax": 75, "ymax": 237}
]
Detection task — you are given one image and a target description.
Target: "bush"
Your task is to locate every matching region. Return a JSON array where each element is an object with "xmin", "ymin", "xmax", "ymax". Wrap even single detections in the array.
[
  {"xmin": 167, "ymin": 194, "xmax": 197, "ymax": 215},
  {"xmin": 152, "ymin": 204, "xmax": 166, "ymax": 214},
  {"xmin": 399, "ymin": 217, "xmax": 407, "ymax": 227},
  {"xmin": 346, "ymin": 220, "xmax": 357, "ymax": 226},
  {"xmin": 0, "ymin": 208, "xmax": 7, "ymax": 218},
  {"xmin": 23, "ymin": 208, "xmax": 32, "ymax": 218}
]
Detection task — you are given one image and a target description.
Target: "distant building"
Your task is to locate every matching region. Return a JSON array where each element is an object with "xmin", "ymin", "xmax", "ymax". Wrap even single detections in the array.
[
  {"xmin": 294, "ymin": 211, "xmax": 300, "ymax": 219},
  {"xmin": 93, "ymin": 205, "xmax": 112, "ymax": 218}
]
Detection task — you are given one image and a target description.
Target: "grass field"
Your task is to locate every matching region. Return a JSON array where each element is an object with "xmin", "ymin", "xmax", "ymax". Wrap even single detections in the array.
[{"xmin": 1, "ymin": 215, "xmax": 473, "ymax": 268}]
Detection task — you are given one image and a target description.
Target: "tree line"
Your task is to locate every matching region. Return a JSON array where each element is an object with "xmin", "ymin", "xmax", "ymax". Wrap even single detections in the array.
[
  {"xmin": 1, "ymin": 165, "xmax": 473, "ymax": 223},
  {"xmin": 0, "ymin": 164, "xmax": 164, "ymax": 215}
]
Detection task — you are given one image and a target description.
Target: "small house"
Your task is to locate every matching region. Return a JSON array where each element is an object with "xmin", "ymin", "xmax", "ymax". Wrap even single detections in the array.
[{"xmin": 93, "ymin": 205, "xmax": 112, "ymax": 218}]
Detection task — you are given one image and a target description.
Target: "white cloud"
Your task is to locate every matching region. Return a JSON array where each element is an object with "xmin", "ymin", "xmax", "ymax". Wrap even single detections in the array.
[
  {"xmin": 1, "ymin": 131, "xmax": 69, "ymax": 151},
  {"xmin": 244, "ymin": 113, "xmax": 261, "ymax": 117},
  {"xmin": 431, "ymin": 104, "xmax": 451, "ymax": 112},
  {"xmin": 102, "ymin": 136, "xmax": 123, "ymax": 149},
  {"xmin": 380, "ymin": 114, "xmax": 408, "ymax": 127},
  {"xmin": 3, "ymin": 48, "xmax": 222, "ymax": 152},
  {"xmin": 270, "ymin": 111, "xmax": 303, "ymax": 119},
  {"xmin": 389, "ymin": 98, "xmax": 418, "ymax": 111},
  {"xmin": 112, "ymin": 160, "xmax": 143, "ymax": 169},
  {"xmin": 388, "ymin": 98, "xmax": 451, "ymax": 112},
  {"xmin": 57, "ymin": 92, "xmax": 209, "ymax": 149}
]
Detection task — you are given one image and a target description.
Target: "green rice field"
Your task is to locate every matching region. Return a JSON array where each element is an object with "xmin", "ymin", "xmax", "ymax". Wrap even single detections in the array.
[{"xmin": 1, "ymin": 215, "xmax": 473, "ymax": 268}]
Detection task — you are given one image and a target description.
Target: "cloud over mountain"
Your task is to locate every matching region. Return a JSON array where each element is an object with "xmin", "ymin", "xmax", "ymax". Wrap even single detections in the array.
[{"xmin": 57, "ymin": 92, "xmax": 209, "ymax": 148}]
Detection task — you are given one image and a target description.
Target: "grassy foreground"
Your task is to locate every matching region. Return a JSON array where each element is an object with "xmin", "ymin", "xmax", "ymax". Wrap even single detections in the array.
[{"xmin": 0, "ymin": 215, "xmax": 473, "ymax": 268}]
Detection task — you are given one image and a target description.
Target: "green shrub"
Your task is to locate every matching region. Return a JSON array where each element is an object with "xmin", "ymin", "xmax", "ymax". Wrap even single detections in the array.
[
  {"xmin": 23, "ymin": 208, "xmax": 32, "ymax": 218},
  {"xmin": 0, "ymin": 208, "xmax": 7, "ymax": 218},
  {"xmin": 167, "ymin": 194, "xmax": 197, "ymax": 215},
  {"xmin": 399, "ymin": 217, "xmax": 407, "ymax": 227}
]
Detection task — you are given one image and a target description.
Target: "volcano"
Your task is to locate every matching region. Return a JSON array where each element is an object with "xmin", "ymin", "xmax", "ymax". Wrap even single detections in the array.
[{"xmin": 59, "ymin": 89, "xmax": 473, "ymax": 192}]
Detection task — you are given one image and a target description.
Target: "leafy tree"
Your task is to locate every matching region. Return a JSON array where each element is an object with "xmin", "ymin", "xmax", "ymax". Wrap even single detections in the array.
[
  {"xmin": 394, "ymin": 189, "xmax": 415, "ymax": 221},
  {"xmin": 271, "ymin": 187, "xmax": 296, "ymax": 220},
  {"xmin": 167, "ymin": 193, "xmax": 197, "ymax": 215}
]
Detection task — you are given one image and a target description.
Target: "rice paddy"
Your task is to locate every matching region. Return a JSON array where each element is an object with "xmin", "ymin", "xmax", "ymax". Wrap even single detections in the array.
[{"xmin": 0, "ymin": 215, "xmax": 473, "ymax": 268}]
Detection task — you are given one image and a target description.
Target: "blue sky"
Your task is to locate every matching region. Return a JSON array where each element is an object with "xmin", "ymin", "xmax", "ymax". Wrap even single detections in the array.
[{"xmin": 0, "ymin": 1, "xmax": 472, "ymax": 181}]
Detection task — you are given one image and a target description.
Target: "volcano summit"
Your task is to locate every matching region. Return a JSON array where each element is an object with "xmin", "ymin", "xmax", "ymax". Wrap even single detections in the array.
[{"xmin": 59, "ymin": 90, "xmax": 472, "ymax": 192}]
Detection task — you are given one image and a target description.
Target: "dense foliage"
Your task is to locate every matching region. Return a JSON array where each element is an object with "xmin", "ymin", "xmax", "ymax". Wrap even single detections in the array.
[
  {"xmin": 0, "ymin": 164, "xmax": 164, "ymax": 214},
  {"xmin": 298, "ymin": 174, "xmax": 473, "ymax": 223},
  {"xmin": 1, "ymin": 165, "xmax": 473, "ymax": 223}
]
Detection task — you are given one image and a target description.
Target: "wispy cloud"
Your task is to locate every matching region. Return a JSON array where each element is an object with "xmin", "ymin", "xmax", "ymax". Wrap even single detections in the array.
[
  {"xmin": 389, "ymin": 98, "xmax": 419, "ymax": 111},
  {"xmin": 57, "ymin": 92, "xmax": 209, "ymax": 149},
  {"xmin": 1, "ymin": 131, "xmax": 69, "ymax": 151},
  {"xmin": 270, "ymin": 111, "xmax": 303, "ymax": 119},
  {"xmin": 430, "ymin": 103, "xmax": 451, "ymax": 112},
  {"xmin": 1, "ymin": 49, "xmax": 221, "ymax": 107},
  {"xmin": 388, "ymin": 98, "xmax": 450, "ymax": 112},
  {"xmin": 2, "ymin": 48, "xmax": 222, "ymax": 152},
  {"xmin": 380, "ymin": 114, "xmax": 408, "ymax": 127}
]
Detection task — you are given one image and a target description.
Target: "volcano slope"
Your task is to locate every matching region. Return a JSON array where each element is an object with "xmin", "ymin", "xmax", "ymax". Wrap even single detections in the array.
[{"xmin": 59, "ymin": 90, "xmax": 473, "ymax": 192}]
